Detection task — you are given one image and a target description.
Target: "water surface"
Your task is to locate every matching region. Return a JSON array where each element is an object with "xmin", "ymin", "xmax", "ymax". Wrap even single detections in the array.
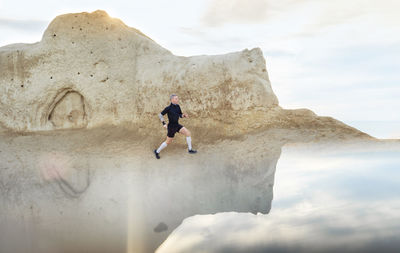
[{"xmin": 158, "ymin": 142, "xmax": 400, "ymax": 252}]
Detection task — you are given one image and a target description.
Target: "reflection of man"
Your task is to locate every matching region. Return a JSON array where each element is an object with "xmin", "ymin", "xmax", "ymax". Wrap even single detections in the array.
[{"xmin": 154, "ymin": 94, "xmax": 197, "ymax": 159}]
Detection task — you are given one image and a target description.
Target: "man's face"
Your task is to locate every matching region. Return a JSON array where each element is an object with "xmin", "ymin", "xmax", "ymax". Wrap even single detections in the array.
[{"xmin": 171, "ymin": 96, "xmax": 179, "ymax": 104}]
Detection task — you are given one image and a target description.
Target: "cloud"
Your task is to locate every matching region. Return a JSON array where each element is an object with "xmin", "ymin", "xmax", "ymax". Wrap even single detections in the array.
[
  {"xmin": 201, "ymin": 0, "xmax": 400, "ymax": 36},
  {"xmin": 0, "ymin": 18, "xmax": 49, "ymax": 46},
  {"xmin": 286, "ymin": 0, "xmax": 400, "ymax": 39},
  {"xmin": 0, "ymin": 18, "xmax": 48, "ymax": 32},
  {"xmin": 200, "ymin": 0, "xmax": 345, "ymax": 28},
  {"xmin": 201, "ymin": 0, "xmax": 270, "ymax": 27}
]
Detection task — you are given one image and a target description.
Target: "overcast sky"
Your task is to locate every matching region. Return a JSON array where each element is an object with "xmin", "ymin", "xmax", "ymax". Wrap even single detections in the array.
[{"xmin": 1, "ymin": 0, "xmax": 399, "ymax": 137}]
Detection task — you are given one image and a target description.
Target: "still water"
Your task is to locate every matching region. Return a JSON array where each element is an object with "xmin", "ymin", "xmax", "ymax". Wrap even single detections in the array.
[
  {"xmin": 1, "ymin": 134, "xmax": 400, "ymax": 253},
  {"xmin": 157, "ymin": 142, "xmax": 400, "ymax": 252}
]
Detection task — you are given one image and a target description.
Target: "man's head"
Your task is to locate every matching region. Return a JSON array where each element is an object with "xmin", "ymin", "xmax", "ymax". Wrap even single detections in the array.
[{"xmin": 170, "ymin": 94, "xmax": 179, "ymax": 104}]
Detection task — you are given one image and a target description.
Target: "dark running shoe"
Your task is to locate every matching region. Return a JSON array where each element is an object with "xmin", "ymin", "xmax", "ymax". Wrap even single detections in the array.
[
  {"xmin": 154, "ymin": 149, "xmax": 160, "ymax": 159},
  {"xmin": 188, "ymin": 149, "xmax": 197, "ymax": 154}
]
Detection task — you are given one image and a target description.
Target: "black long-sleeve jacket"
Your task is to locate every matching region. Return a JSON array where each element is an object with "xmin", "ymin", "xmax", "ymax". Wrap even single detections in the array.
[{"xmin": 160, "ymin": 103, "xmax": 183, "ymax": 125}]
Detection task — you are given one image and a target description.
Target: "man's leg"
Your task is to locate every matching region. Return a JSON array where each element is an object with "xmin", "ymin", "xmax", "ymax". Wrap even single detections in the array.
[
  {"xmin": 154, "ymin": 137, "xmax": 174, "ymax": 159},
  {"xmin": 179, "ymin": 127, "xmax": 197, "ymax": 153},
  {"xmin": 156, "ymin": 137, "xmax": 173, "ymax": 153}
]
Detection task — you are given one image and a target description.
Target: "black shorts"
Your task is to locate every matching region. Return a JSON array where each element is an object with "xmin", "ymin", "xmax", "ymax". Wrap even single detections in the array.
[{"xmin": 167, "ymin": 123, "xmax": 183, "ymax": 138}]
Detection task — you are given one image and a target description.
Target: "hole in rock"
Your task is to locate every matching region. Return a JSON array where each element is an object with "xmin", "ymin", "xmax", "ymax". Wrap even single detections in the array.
[{"xmin": 48, "ymin": 91, "xmax": 87, "ymax": 129}]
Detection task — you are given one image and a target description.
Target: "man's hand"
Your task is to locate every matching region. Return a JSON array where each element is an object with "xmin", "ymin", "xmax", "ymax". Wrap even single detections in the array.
[
  {"xmin": 182, "ymin": 113, "xmax": 189, "ymax": 118},
  {"xmin": 163, "ymin": 124, "xmax": 167, "ymax": 129}
]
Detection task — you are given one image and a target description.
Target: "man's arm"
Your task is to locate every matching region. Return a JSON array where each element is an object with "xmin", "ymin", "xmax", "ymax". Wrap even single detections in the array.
[
  {"xmin": 178, "ymin": 105, "xmax": 188, "ymax": 118},
  {"xmin": 159, "ymin": 106, "xmax": 169, "ymax": 125},
  {"xmin": 158, "ymin": 113, "xmax": 166, "ymax": 125},
  {"xmin": 178, "ymin": 105, "xmax": 183, "ymax": 118}
]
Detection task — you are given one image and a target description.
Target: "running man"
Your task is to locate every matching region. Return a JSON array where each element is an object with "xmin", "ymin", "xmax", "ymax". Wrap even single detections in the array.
[{"xmin": 154, "ymin": 94, "xmax": 197, "ymax": 159}]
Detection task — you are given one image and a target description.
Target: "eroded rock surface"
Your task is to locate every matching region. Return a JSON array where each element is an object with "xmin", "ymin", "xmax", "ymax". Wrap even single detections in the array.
[{"xmin": 0, "ymin": 10, "xmax": 372, "ymax": 142}]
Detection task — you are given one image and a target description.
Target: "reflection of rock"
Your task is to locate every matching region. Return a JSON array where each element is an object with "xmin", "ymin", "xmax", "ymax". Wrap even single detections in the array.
[
  {"xmin": 38, "ymin": 151, "xmax": 90, "ymax": 198},
  {"xmin": 0, "ymin": 129, "xmax": 281, "ymax": 253},
  {"xmin": 55, "ymin": 168, "xmax": 90, "ymax": 199}
]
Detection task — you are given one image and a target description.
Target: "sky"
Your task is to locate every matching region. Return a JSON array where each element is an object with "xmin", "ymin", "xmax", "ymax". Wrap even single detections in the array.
[{"xmin": 1, "ymin": 0, "xmax": 399, "ymax": 138}]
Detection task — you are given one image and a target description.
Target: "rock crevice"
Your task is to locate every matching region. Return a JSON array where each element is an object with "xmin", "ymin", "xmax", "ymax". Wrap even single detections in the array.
[{"xmin": 47, "ymin": 89, "xmax": 87, "ymax": 129}]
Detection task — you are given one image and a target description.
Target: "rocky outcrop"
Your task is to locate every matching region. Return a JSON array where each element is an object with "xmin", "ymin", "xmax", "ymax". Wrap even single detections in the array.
[
  {"xmin": 0, "ymin": 10, "xmax": 277, "ymax": 132},
  {"xmin": 0, "ymin": 10, "xmax": 372, "ymax": 141}
]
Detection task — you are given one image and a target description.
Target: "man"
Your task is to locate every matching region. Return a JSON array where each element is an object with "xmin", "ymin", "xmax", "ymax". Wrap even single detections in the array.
[{"xmin": 154, "ymin": 94, "xmax": 197, "ymax": 159}]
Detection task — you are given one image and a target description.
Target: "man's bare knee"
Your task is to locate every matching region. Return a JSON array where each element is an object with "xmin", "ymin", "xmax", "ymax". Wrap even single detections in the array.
[
  {"xmin": 184, "ymin": 128, "xmax": 191, "ymax": 136},
  {"xmin": 166, "ymin": 138, "xmax": 173, "ymax": 144},
  {"xmin": 180, "ymin": 127, "xmax": 191, "ymax": 137}
]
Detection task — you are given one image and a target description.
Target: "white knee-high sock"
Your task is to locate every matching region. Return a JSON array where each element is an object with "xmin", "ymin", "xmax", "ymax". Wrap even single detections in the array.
[
  {"xmin": 156, "ymin": 142, "xmax": 167, "ymax": 153},
  {"xmin": 186, "ymin": 136, "xmax": 192, "ymax": 150}
]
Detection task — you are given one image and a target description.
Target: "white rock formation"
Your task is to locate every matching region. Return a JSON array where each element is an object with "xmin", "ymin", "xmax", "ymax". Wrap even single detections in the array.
[
  {"xmin": 0, "ymin": 10, "xmax": 371, "ymax": 142},
  {"xmin": 0, "ymin": 10, "xmax": 278, "ymax": 133}
]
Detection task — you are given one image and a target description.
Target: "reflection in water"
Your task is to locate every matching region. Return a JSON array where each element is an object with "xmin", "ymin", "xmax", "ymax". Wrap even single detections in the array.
[
  {"xmin": 0, "ymin": 135, "xmax": 282, "ymax": 253},
  {"xmin": 4, "ymin": 135, "xmax": 398, "ymax": 252},
  {"xmin": 38, "ymin": 151, "xmax": 91, "ymax": 198},
  {"xmin": 157, "ymin": 143, "xmax": 400, "ymax": 252},
  {"xmin": 126, "ymin": 138, "xmax": 282, "ymax": 253}
]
